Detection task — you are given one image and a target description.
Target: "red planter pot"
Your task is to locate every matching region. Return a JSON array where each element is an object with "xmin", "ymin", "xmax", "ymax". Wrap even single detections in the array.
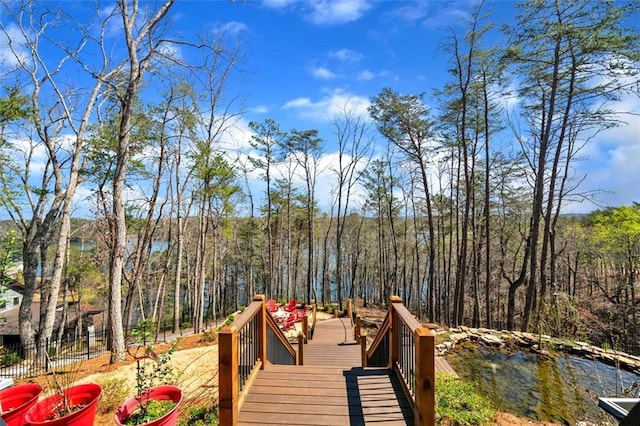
[
  {"xmin": 24, "ymin": 383, "xmax": 102, "ymax": 426},
  {"xmin": 0, "ymin": 383, "xmax": 43, "ymax": 426},
  {"xmin": 115, "ymin": 385, "xmax": 182, "ymax": 426}
]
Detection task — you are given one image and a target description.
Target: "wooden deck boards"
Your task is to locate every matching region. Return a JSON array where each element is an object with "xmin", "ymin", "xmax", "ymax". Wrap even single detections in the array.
[{"xmin": 238, "ymin": 317, "xmax": 457, "ymax": 425}]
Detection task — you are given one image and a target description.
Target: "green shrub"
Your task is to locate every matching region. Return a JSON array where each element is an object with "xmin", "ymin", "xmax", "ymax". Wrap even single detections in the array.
[
  {"xmin": 436, "ymin": 373, "xmax": 496, "ymax": 425},
  {"xmin": 123, "ymin": 399, "xmax": 176, "ymax": 425},
  {"xmin": 200, "ymin": 329, "xmax": 217, "ymax": 343},
  {"xmin": 179, "ymin": 404, "xmax": 218, "ymax": 426},
  {"xmin": 1, "ymin": 350, "xmax": 21, "ymax": 367},
  {"xmin": 216, "ymin": 314, "xmax": 235, "ymax": 331},
  {"xmin": 97, "ymin": 376, "xmax": 131, "ymax": 414}
]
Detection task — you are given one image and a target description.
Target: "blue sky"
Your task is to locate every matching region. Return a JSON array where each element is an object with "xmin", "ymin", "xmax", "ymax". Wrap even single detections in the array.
[
  {"xmin": 168, "ymin": 0, "xmax": 637, "ymax": 214},
  {"xmin": 2, "ymin": 0, "xmax": 638, "ymax": 217}
]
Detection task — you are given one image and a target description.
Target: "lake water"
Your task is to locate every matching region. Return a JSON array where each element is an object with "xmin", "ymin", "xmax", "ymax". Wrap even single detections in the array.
[{"xmin": 445, "ymin": 344, "xmax": 640, "ymax": 424}]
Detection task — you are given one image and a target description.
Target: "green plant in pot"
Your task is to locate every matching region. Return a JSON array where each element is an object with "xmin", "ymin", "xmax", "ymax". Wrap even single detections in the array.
[
  {"xmin": 115, "ymin": 320, "xmax": 182, "ymax": 426},
  {"xmin": 23, "ymin": 355, "xmax": 102, "ymax": 426}
]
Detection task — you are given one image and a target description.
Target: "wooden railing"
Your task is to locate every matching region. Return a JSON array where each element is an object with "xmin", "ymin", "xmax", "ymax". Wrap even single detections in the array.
[
  {"xmin": 219, "ymin": 295, "xmax": 299, "ymax": 425},
  {"xmin": 264, "ymin": 306, "xmax": 298, "ymax": 365},
  {"xmin": 307, "ymin": 302, "xmax": 317, "ymax": 340},
  {"xmin": 361, "ymin": 296, "xmax": 435, "ymax": 426}
]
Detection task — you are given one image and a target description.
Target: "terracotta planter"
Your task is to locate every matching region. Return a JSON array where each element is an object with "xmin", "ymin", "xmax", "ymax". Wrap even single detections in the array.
[
  {"xmin": 0, "ymin": 383, "xmax": 43, "ymax": 426},
  {"xmin": 24, "ymin": 383, "xmax": 102, "ymax": 426},
  {"xmin": 115, "ymin": 385, "xmax": 182, "ymax": 426}
]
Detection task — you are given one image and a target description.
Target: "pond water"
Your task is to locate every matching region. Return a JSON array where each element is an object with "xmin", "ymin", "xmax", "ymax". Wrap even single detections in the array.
[{"xmin": 445, "ymin": 344, "xmax": 640, "ymax": 425}]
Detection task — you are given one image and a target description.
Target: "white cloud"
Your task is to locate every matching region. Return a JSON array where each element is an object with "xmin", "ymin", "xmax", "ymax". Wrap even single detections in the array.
[
  {"xmin": 98, "ymin": 5, "xmax": 116, "ymax": 18},
  {"xmin": 249, "ymin": 105, "xmax": 270, "ymax": 114},
  {"xmin": 10, "ymin": 138, "xmax": 48, "ymax": 175},
  {"xmin": 282, "ymin": 88, "xmax": 370, "ymax": 122},
  {"xmin": 283, "ymin": 97, "xmax": 313, "ymax": 109},
  {"xmin": 0, "ymin": 23, "xmax": 30, "ymax": 69},
  {"xmin": 310, "ymin": 66, "xmax": 337, "ymax": 80},
  {"xmin": 357, "ymin": 69, "xmax": 374, "ymax": 81},
  {"xmin": 329, "ymin": 48, "xmax": 362, "ymax": 62},
  {"xmin": 157, "ymin": 42, "xmax": 182, "ymax": 62},
  {"xmin": 305, "ymin": 0, "xmax": 372, "ymax": 25},
  {"xmin": 389, "ymin": 3, "xmax": 428, "ymax": 23},
  {"xmin": 262, "ymin": 0, "xmax": 297, "ymax": 8},
  {"xmin": 215, "ymin": 21, "xmax": 249, "ymax": 37},
  {"xmin": 564, "ymin": 93, "xmax": 640, "ymax": 213}
]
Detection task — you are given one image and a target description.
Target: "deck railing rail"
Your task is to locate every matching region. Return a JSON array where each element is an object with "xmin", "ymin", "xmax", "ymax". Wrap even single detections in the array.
[
  {"xmin": 362, "ymin": 296, "xmax": 435, "ymax": 426},
  {"xmin": 264, "ymin": 306, "xmax": 298, "ymax": 365},
  {"xmin": 219, "ymin": 295, "xmax": 300, "ymax": 425}
]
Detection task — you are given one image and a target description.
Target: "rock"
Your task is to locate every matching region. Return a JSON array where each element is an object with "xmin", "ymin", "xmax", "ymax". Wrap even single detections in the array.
[
  {"xmin": 449, "ymin": 332, "xmax": 470, "ymax": 342},
  {"xmin": 536, "ymin": 349, "xmax": 551, "ymax": 357},
  {"xmin": 459, "ymin": 326, "xmax": 469, "ymax": 332},
  {"xmin": 480, "ymin": 334, "xmax": 504, "ymax": 347}
]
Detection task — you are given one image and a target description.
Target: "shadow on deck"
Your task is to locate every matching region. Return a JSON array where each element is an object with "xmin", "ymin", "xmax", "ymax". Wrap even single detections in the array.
[{"xmin": 220, "ymin": 297, "xmax": 455, "ymax": 426}]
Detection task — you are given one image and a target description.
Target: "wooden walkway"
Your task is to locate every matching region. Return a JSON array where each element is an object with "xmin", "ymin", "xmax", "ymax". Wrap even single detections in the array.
[{"xmin": 238, "ymin": 318, "xmax": 456, "ymax": 425}]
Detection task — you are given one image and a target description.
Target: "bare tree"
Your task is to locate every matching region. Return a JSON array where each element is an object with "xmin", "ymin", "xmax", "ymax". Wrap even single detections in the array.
[
  {"xmin": 330, "ymin": 106, "xmax": 372, "ymax": 309},
  {"xmin": 0, "ymin": 2, "xmax": 119, "ymax": 355},
  {"xmin": 108, "ymin": 0, "xmax": 176, "ymax": 362}
]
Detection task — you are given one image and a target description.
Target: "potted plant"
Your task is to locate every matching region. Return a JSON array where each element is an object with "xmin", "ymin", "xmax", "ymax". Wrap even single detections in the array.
[
  {"xmin": 23, "ymin": 348, "xmax": 101, "ymax": 426},
  {"xmin": 23, "ymin": 382, "xmax": 102, "ymax": 426},
  {"xmin": 115, "ymin": 321, "xmax": 182, "ymax": 426},
  {"xmin": 0, "ymin": 382, "xmax": 43, "ymax": 426}
]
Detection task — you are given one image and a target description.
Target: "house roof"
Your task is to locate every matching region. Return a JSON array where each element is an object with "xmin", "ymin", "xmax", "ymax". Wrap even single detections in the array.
[{"xmin": 0, "ymin": 301, "xmax": 100, "ymax": 336}]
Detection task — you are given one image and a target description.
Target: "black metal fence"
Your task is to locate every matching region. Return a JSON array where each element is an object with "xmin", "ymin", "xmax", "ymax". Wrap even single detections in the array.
[{"xmin": 0, "ymin": 329, "xmax": 108, "ymax": 380}]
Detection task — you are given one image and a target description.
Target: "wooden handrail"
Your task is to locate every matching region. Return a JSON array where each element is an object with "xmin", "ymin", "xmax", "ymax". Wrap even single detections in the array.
[
  {"xmin": 308, "ymin": 302, "xmax": 317, "ymax": 340},
  {"xmin": 228, "ymin": 301, "xmax": 262, "ymax": 331},
  {"xmin": 264, "ymin": 307, "xmax": 297, "ymax": 363},
  {"xmin": 391, "ymin": 296, "xmax": 422, "ymax": 331},
  {"xmin": 347, "ymin": 298, "xmax": 354, "ymax": 326},
  {"xmin": 219, "ymin": 295, "xmax": 299, "ymax": 425},
  {"xmin": 219, "ymin": 295, "xmax": 266, "ymax": 426},
  {"xmin": 365, "ymin": 310, "xmax": 391, "ymax": 364},
  {"xmin": 364, "ymin": 296, "xmax": 435, "ymax": 426}
]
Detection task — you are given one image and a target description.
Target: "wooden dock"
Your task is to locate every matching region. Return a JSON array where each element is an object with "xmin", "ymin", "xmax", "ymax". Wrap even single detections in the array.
[{"xmin": 238, "ymin": 318, "xmax": 456, "ymax": 425}]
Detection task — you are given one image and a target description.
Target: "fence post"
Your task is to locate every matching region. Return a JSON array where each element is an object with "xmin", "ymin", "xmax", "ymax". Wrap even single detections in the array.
[
  {"xmin": 87, "ymin": 329, "xmax": 90, "ymax": 360},
  {"xmin": 302, "ymin": 315, "xmax": 308, "ymax": 344},
  {"xmin": 390, "ymin": 296, "xmax": 402, "ymax": 367},
  {"xmin": 45, "ymin": 338, "xmax": 49, "ymax": 372},
  {"xmin": 219, "ymin": 325, "xmax": 239, "ymax": 426},
  {"xmin": 253, "ymin": 295, "xmax": 267, "ymax": 370},
  {"xmin": 297, "ymin": 332, "xmax": 304, "ymax": 366},
  {"xmin": 415, "ymin": 327, "xmax": 435, "ymax": 426}
]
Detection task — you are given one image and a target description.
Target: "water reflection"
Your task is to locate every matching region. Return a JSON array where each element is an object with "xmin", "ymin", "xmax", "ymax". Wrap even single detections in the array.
[{"xmin": 445, "ymin": 345, "xmax": 640, "ymax": 424}]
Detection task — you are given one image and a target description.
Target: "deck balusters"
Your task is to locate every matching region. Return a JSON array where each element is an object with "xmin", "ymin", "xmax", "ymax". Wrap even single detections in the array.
[
  {"xmin": 367, "ymin": 296, "xmax": 435, "ymax": 425},
  {"xmin": 238, "ymin": 312, "xmax": 260, "ymax": 391},
  {"xmin": 396, "ymin": 318, "xmax": 416, "ymax": 397}
]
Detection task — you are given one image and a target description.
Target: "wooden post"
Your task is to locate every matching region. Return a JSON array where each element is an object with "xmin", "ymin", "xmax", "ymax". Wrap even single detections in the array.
[
  {"xmin": 390, "ymin": 296, "xmax": 402, "ymax": 367},
  {"xmin": 218, "ymin": 326, "xmax": 239, "ymax": 426},
  {"xmin": 302, "ymin": 314, "xmax": 308, "ymax": 344},
  {"xmin": 414, "ymin": 327, "xmax": 435, "ymax": 426},
  {"xmin": 253, "ymin": 295, "xmax": 267, "ymax": 369},
  {"xmin": 297, "ymin": 332, "xmax": 304, "ymax": 365},
  {"xmin": 360, "ymin": 334, "xmax": 367, "ymax": 368},
  {"xmin": 355, "ymin": 315, "xmax": 361, "ymax": 341}
]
